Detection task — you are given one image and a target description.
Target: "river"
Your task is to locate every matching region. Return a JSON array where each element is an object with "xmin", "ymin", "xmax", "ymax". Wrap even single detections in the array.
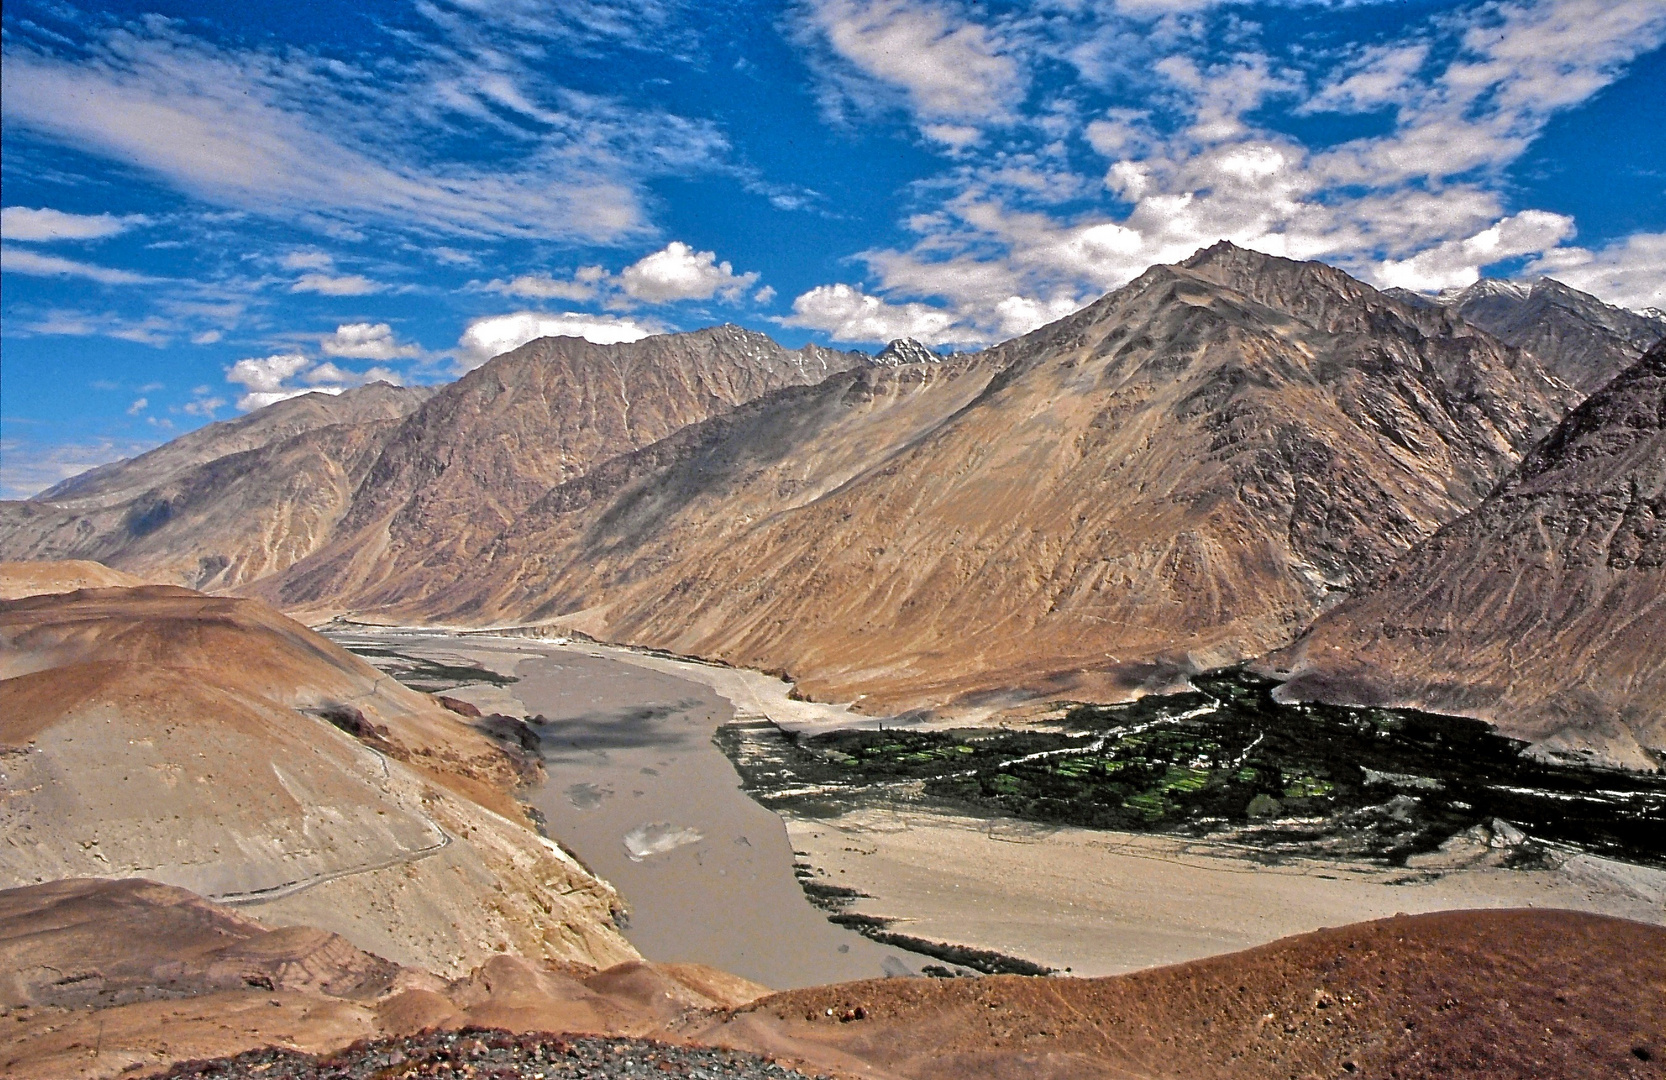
[{"xmin": 329, "ymin": 629, "xmax": 931, "ymax": 989}]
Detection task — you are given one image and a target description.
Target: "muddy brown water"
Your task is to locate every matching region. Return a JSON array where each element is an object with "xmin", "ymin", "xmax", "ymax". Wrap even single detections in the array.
[{"xmin": 343, "ymin": 632, "xmax": 931, "ymax": 989}]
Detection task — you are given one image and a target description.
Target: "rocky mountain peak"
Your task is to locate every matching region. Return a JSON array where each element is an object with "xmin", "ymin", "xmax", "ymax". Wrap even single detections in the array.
[
  {"xmin": 872, "ymin": 338, "xmax": 943, "ymax": 366},
  {"xmin": 1439, "ymin": 275, "xmax": 1666, "ymax": 393}
]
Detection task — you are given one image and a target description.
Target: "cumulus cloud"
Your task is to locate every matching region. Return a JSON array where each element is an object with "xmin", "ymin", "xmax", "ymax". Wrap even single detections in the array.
[
  {"xmin": 454, "ymin": 310, "xmax": 660, "ymax": 370},
  {"xmin": 319, "ymin": 322, "xmax": 423, "ymax": 360},
  {"xmin": 225, "ymin": 349, "xmax": 403, "ymax": 410},
  {"xmin": 781, "ymin": 283, "xmax": 964, "ymax": 346},
  {"xmin": 1, "ymin": 246, "xmax": 159, "ymax": 285},
  {"xmin": 617, "ymin": 242, "xmax": 759, "ymax": 304},
  {"xmin": 809, "ymin": 0, "xmax": 1666, "ymax": 336},
  {"xmin": 2, "ymin": 206, "xmax": 148, "ymax": 242}
]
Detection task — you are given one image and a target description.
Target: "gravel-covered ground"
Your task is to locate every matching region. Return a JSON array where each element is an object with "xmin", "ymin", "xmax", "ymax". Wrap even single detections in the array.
[{"xmin": 159, "ymin": 1029, "xmax": 829, "ymax": 1079}]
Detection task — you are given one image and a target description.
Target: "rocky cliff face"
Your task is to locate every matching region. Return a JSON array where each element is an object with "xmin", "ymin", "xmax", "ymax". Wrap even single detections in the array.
[
  {"xmin": 396, "ymin": 244, "xmax": 1574, "ymax": 712},
  {"xmin": 260, "ymin": 326, "xmax": 863, "ymax": 612},
  {"xmin": 1441, "ymin": 277, "xmax": 1665, "ymax": 393},
  {"xmin": 1270, "ymin": 341, "xmax": 1666, "ymax": 770}
]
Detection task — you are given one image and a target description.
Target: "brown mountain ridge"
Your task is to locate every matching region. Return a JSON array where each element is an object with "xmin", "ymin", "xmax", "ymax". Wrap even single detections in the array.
[{"xmin": 282, "ymin": 242, "xmax": 1575, "ymax": 714}]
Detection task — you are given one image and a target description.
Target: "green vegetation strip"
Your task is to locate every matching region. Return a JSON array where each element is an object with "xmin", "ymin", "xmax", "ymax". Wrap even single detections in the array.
[{"xmin": 721, "ymin": 669, "xmax": 1666, "ymax": 868}]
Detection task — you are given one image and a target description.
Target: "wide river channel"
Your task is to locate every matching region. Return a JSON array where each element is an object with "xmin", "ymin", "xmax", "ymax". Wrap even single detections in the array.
[{"xmin": 331, "ymin": 629, "xmax": 931, "ymax": 989}]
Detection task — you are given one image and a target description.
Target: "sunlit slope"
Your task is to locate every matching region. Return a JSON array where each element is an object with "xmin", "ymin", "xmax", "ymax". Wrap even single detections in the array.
[
  {"xmin": 0, "ymin": 580, "xmax": 635, "ymax": 976},
  {"xmin": 421, "ymin": 244, "xmax": 1572, "ymax": 712},
  {"xmin": 1273, "ymin": 341, "xmax": 1666, "ymax": 770},
  {"xmin": 259, "ymin": 326, "xmax": 862, "ymax": 616}
]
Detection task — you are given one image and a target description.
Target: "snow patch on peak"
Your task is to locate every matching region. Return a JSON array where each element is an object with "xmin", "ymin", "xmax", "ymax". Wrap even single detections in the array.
[
  {"xmin": 1440, "ymin": 279, "xmax": 1530, "ymax": 305},
  {"xmin": 872, "ymin": 338, "xmax": 942, "ymax": 366}
]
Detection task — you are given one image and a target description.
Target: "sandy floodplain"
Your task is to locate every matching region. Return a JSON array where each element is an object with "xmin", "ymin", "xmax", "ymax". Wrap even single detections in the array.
[{"xmin": 332, "ymin": 628, "xmax": 1666, "ymax": 985}]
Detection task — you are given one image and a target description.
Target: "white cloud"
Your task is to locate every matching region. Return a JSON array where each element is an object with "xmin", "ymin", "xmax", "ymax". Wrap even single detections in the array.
[
  {"xmin": 801, "ymin": 0, "xmax": 1024, "ymax": 131},
  {"xmin": 617, "ymin": 242, "xmax": 759, "ymax": 304},
  {"xmin": 1374, "ymin": 210, "xmax": 1577, "ymax": 293},
  {"xmin": 228, "ymin": 353, "xmax": 313, "ymax": 394},
  {"xmin": 1525, "ymin": 233, "xmax": 1666, "ymax": 312},
  {"xmin": 1, "ymin": 246, "xmax": 159, "ymax": 285},
  {"xmin": 290, "ymin": 272, "xmax": 382, "ymax": 295},
  {"xmin": 126, "ymin": 397, "xmax": 149, "ymax": 416},
  {"xmin": 811, "ymin": 0, "xmax": 1666, "ymax": 334},
  {"xmin": 2, "ymin": 206, "xmax": 147, "ymax": 242},
  {"xmin": 183, "ymin": 394, "xmax": 226, "ymax": 418},
  {"xmin": 454, "ymin": 310, "xmax": 661, "ymax": 370},
  {"xmin": 280, "ymin": 250, "xmax": 336, "ymax": 271},
  {"xmin": 0, "ymin": 16, "xmax": 729, "ymax": 243},
  {"xmin": 781, "ymin": 283, "xmax": 964, "ymax": 346},
  {"xmin": 16, "ymin": 309, "xmax": 176, "ymax": 345},
  {"xmin": 319, "ymin": 322, "xmax": 422, "ymax": 360},
  {"xmin": 0, "ymin": 435, "xmax": 161, "ymax": 500},
  {"xmin": 482, "ymin": 266, "xmax": 608, "ymax": 301},
  {"xmin": 225, "ymin": 348, "xmax": 406, "ymax": 410}
]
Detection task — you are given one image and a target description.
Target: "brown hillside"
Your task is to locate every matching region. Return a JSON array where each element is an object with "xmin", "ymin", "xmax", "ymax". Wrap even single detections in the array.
[
  {"xmin": 0, "ymin": 878, "xmax": 765, "ymax": 1080},
  {"xmin": 0, "ymin": 559, "xmax": 149, "ymax": 598},
  {"xmin": 0, "ymin": 383, "xmax": 434, "ymax": 590},
  {"xmin": 704, "ymin": 908, "xmax": 1666, "ymax": 1080},
  {"xmin": 1270, "ymin": 341, "xmax": 1666, "ymax": 770},
  {"xmin": 0, "ymin": 580, "xmax": 635, "ymax": 976}
]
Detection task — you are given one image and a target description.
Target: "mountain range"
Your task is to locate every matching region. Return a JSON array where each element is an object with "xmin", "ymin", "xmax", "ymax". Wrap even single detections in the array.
[{"xmin": 4, "ymin": 243, "xmax": 1661, "ymax": 766}]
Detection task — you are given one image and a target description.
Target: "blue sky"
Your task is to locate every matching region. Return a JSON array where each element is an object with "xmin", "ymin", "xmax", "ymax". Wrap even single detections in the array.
[{"xmin": 3, "ymin": 0, "xmax": 1663, "ymax": 497}]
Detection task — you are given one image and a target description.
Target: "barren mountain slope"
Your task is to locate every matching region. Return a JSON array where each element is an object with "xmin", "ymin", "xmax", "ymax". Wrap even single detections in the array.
[
  {"xmin": 1270, "ymin": 342, "xmax": 1666, "ymax": 770},
  {"xmin": 1443, "ymin": 278, "xmax": 1666, "ymax": 393},
  {"xmin": 24, "ymin": 382, "xmax": 431, "ymax": 507},
  {"xmin": 260, "ymin": 327, "xmax": 861, "ymax": 614},
  {"xmin": 0, "ymin": 418, "xmax": 408, "ymax": 590},
  {"xmin": 0, "ymin": 581, "xmax": 636, "ymax": 976},
  {"xmin": 407, "ymin": 244, "xmax": 1573, "ymax": 712}
]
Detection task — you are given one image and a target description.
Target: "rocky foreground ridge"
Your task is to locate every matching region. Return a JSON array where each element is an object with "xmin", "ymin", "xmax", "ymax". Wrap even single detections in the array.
[
  {"xmin": 3, "ymin": 879, "xmax": 1660, "ymax": 1080},
  {"xmin": 3, "ymin": 245, "xmax": 1662, "ymax": 763}
]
